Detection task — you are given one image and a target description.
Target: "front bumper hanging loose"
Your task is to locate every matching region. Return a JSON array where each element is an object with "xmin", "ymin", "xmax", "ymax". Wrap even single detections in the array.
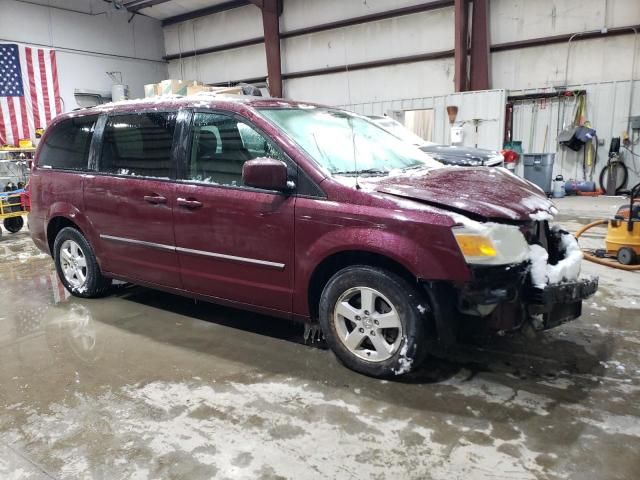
[
  {"xmin": 455, "ymin": 263, "xmax": 599, "ymax": 332},
  {"xmin": 525, "ymin": 277, "xmax": 599, "ymax": 329}
]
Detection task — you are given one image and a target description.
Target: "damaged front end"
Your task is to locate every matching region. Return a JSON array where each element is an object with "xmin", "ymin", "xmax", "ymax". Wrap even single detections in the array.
[
  {"xmin": 519, "ymin": 223, "xmax": 598, "ymax": 330},
  {"xmin": 431, "ymin": 220, "xmax": 598, "ymax": 344}
]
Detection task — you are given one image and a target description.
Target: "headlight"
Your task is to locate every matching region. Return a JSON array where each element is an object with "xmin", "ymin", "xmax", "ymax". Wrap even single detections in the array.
[{"xmin": 452, "ymin": 222, "xmax": 529, "ymax": 265}]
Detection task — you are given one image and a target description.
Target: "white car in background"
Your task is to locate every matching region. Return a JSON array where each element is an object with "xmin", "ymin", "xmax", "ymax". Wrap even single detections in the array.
[{"xmin": 369, "ymin": 115, "xmax": 505, "ymax": 167}]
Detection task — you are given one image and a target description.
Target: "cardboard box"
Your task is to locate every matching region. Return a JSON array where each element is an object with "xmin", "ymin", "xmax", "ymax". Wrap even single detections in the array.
[
  {"xmin": 185, "ymin": 85, "xmax": 244, "ymax": 96},
  {"xmin": 144, "ymin": 83, "xmax": 159, "ymax": 98},
  {"xmin": 159, "ymin": 79, "xmax": 203, "ymax": 96},
  {"xmin": 159, "ymin": 79, "xmax": 186, "ymax": 95},
  {"xmin": 216, "ymin": 86, "xmax": 243, "ymax": 95},
  {"xmin": 186, "ymin": 85, "xmax": 215, "ymax": 96}
]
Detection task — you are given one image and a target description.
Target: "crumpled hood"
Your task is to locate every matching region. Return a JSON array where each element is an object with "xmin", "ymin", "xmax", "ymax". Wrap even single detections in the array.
[{"xmin": 367, "ymin": 167, "xmax": 555, "ymax": 221}]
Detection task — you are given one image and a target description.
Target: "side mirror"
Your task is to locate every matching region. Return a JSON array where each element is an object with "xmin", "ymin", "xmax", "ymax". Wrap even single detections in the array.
[{"xmin": 242, "ymin": 158, "xmax": 291, "ymax": 191}]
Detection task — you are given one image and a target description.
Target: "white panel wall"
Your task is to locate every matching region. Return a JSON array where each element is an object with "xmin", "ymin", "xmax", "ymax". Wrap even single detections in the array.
[
  {"xmin": 280, "ymin": 0, "xmax": 441, "ymax": 31},
  {"xmin": 492, "ymin": 34, "xmax": 640, "ymax": 91},
  {"xmin": 285, "ymin": 59, "xmax": 454, "ymax": 106},
  {"xmin": 281, "ymin": 8, "xmax": 453, "ymax": 73},
  {"xmin": 0, "ymin": 0, "xmax": 168, "ymax": 110},
  {"xmin": 490, "ymin": 0, "xmax": 640, "ymax": 44},
  {"xmin": 490, "ymin": 0, "xmax": 640, "ymax": 91},
  {"xmin": 168, "ymin": 44, "xmax": 267, "ymax": 84},
  {"xmin": 163, "ymin": 4, "xmax": 263, "ymax": 56}
]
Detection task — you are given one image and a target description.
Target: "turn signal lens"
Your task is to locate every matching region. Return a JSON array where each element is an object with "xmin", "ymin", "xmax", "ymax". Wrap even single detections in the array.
[{"xmin": 453, "ymin": 233, "xmax": 497, "ymax": 257}]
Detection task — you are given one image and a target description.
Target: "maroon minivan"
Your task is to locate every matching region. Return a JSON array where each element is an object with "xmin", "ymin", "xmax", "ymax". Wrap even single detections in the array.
[{"xmin": 29, "ymin": 96, "xmax": 597, "ymax": 377}]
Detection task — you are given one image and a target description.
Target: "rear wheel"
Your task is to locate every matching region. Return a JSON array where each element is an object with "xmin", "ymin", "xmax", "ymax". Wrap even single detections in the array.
[
  {"xmin": 3, "ymin": 216, "xmax": 23, "ymax": 233},
  {"xmin": 319, "ymin": 266, "xmax": 429, "ymax": 378},
  {"xmin": 53, "ymin": 227, "xmax": 112, "ymax": 298}
]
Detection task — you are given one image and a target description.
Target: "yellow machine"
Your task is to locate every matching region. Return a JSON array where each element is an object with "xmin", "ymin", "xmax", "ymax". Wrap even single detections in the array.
[
  {"xmin": 0, "ymin": 190, "xmax": 26, "ymax": 236},
  {"xmin": 605, "ymin": 182, "xmax": 640, "ymax": 265},
  {"xmin": 576, "ymin": 182, "xmax": 640, "ymax": 270}
]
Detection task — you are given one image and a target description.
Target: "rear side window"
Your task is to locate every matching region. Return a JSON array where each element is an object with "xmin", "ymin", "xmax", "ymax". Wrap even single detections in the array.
[
  {"xmin": 38, "ymin": 116, "xmax": 97, "ymax": 170},
  {"xmin": 99, "ymin": 112, "xmax": 177, "ymax": 178}
]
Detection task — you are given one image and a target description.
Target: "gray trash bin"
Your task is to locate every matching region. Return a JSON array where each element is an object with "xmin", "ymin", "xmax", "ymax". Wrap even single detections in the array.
[{"xmin": 523, "ymin": 154, "xmax": 555, "ymax": 195}]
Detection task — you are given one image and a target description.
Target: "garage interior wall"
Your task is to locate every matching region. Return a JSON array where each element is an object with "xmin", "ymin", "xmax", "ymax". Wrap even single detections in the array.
[
  {"xmin": 0, "ymin": 0, "xmax": 168, "ymax": 111},
  {"xmin": 163, "ymin": 0, "xmax": 639, "ymax": 100},
  {"xmin": 162, "ymin": 0, "xmax": 639, "ymax": 188}
]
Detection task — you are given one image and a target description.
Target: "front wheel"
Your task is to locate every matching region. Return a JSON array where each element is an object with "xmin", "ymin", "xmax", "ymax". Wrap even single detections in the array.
[
  {"xmin": 53, "ymin": 227, "xmax": 112, "ymax": 298},
  {"xmin": 319, "ymin": 266, "xmax": 430, "ymax": 378}
]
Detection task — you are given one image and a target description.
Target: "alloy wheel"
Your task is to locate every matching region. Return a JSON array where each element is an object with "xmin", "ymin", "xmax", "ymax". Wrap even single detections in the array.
[
  {"xmin": 59, "ymin": 239, "xmax": 88, "ymax": 289},
  {"xmin": 332, "ymin": 286, "xmax": 403, "ymax": 362}
]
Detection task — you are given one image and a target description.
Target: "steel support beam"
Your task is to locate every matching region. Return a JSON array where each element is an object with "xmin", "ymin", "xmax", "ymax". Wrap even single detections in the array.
[
  {"xmin": 162, "ymin": 1, "xmax": 252, "ymax": 27},
  {"xmin": 124, "ymin": 0, "xmax": 172, "ymax": 13},
  {"xmin": 469, "ymin": 0, "xmax": 490, "ymax": 90},
  {"xmin": 454, "ymin": 0, "xmax": 469, "ymax": 92},
  {"xmin": 249, "ymin": 0, "xmax": 283, "ymax": 98}
]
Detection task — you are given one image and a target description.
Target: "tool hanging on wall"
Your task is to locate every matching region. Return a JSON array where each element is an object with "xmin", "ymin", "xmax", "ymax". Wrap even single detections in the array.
[
  {"xmin": 574, "ymin": 93, "xmax": 587, "ymax": 127},
  {"xmin": 558, "ymin": 92, "xmax": 595, "ymax": 152},
  {"xmin": 583, "ymin": 121, "xmax": 597, "ymax": 182}
]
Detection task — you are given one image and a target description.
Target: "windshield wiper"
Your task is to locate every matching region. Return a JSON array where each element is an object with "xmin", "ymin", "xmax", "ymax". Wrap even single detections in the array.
[
  {"xmin": 400, "ymin": 163, "xmax": 431, "ymax": 172},
  {"xmin": 333, "ymin": 168, "xmax": 389, "ymax": 176}
]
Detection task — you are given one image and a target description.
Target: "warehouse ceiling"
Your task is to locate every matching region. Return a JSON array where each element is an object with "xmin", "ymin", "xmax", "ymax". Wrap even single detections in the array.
[{"xmin": 125, "ymin": 0, "xmax": 237, "ymax": 20}]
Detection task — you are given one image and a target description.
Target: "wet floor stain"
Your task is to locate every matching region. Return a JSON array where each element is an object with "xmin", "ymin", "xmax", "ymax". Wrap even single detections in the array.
[{"xmin": 0, "ymin": 229, "xmax": 639, "ymax": 479}]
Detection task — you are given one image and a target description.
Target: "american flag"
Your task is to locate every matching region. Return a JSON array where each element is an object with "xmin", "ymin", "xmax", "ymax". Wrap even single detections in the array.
[{"xmin": 0, "ymin": 43, "xmax": 61, "ymax": 146}]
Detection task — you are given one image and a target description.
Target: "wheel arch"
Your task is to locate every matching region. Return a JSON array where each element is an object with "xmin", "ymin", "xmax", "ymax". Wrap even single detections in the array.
[
  {"xmin": 47, "ymin": 216, "xmax": 84, "ymax": 256},
  {"xmin": 45, "ymin": 201, "xmax": 99, "ymax": 257},
  {"xmin": 307, "ymin": 250, "xmax": 419, "ymax": 322}
]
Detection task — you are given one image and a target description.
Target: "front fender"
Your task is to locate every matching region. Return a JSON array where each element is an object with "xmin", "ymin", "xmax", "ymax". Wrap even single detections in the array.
[
  {"xmin": 306, "ymin": 224, "xmax": 469, "ymax": 278},
  {"xmin": 293, "ymin": 224, "xmax": 471, "ymax": 317}
]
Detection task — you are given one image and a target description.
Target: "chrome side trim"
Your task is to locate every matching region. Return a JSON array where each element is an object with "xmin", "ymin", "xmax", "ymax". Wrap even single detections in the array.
[
  {"xmin": 176, "ymin": 246, "xmax": 285, "ymax": 270},
  {"xmin": 100, "ymin": 234, "xmax": 175, "ymax": 251},
  {"xmin": 99, "ymin": 234, "xmax": 285, "ymax": 270}
]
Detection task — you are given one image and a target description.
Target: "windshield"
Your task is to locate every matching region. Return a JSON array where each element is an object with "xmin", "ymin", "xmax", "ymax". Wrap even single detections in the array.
[{"xmin": 259, "ymin": 108, "xmax": 441, "ymax": 175}]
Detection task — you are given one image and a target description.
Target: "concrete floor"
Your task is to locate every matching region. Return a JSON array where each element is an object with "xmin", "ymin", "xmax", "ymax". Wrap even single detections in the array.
[{"xmin": 1, "ymin": 197, "xmax": 639, "ymax": 480}]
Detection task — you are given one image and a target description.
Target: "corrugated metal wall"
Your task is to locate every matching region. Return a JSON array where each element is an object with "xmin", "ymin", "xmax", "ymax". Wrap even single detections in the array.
[
  {"xmin": 340, "ymin": 89, "xmax": 507, "ymax": 151},
  {"xmin": 509, "ymin": 80, "xmax": 640, "ymax": 188}
]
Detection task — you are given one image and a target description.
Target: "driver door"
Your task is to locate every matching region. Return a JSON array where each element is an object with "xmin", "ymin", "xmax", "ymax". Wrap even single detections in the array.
[{"xmin": 173, "ymin": 111, "xmax": 296, "ymax": 314}]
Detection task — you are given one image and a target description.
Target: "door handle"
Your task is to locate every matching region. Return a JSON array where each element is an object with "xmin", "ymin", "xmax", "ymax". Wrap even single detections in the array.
[
  {"xmin": 177, "ymin": 197, "xmax": 203, "ymax": 209},
  {"xmin": 144, "ymin": 195, "xmax": 167, "ymax": 204}
]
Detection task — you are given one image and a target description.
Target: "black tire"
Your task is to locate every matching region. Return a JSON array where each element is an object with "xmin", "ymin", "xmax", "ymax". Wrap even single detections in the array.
[
  {"xmin": 599, "ymin": 160, "xmax": 628, "ymax": 194},
  {"xmin": 319, "ymin": 265, "xmax": 429, "ymax": 378},
  {"xmin": 53, "ymin": 227, "xmax": 112, "ymax": 298},
  {"xmin": 3, "ymin": 216, "xmax": 24, "ymax": 233},
  {"xmin": 617, "ymin": 247, "xmax": 638, "ymax": 266}
]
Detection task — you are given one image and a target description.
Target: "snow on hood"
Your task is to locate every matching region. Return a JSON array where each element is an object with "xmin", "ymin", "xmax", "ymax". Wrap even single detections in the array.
[{"xmin": 366, "ymin": 167, "xmax": 556, "ymax": 221}]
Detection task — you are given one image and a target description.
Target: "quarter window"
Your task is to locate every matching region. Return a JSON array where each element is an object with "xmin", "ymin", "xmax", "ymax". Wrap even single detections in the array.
[
  {"xmin": 38, "ymin": 116, "xmax": 97, "ymax": 170},
  {"xmin": 187, "ymin": 112, "xmax": 286, "ymax": 186},
  {"xmin": 99, "ymin": 112, "xmax": 177, "ymax": 178}
]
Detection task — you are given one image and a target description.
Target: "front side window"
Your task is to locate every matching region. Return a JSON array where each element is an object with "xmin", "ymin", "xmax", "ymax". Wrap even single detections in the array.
[
  {"xmin": 38, "ymin": 116, "xmax": 97, "ymax": 170},
  {"xmin": 99, "ymin": 112, "xmax": 177, "ymax": 178},
  {"xmin": 259, "ymin": 107, "xmax": 441, "ymax": 176},
  {"xmin": 187, "ymin": 112, "xmax": 286, "ymax": 186}
]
